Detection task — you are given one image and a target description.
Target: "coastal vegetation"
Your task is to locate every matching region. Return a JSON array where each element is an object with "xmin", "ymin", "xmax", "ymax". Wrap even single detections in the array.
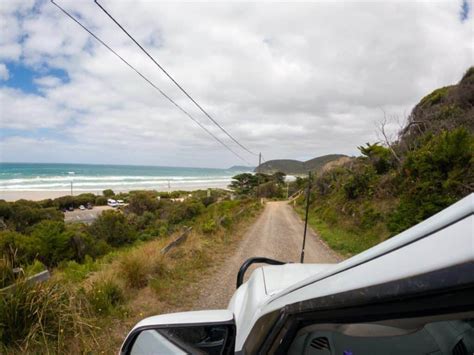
[
  {"xmin": 0, "ymin": 188, "xmax": 261, "ymax": 352},
  {"xmin": 294, "ymin": 67, "xmax": 473, "ymax": 255}
]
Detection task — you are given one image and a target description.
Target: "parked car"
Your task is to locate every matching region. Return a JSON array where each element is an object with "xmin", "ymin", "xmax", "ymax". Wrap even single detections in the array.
[
  {"xmin": 79, "ymin": 205, "xmax": 85, "ymax": 210},
  {"xmin": 86, "ymin": 203, "xmax": 93, "ymax": 209},
  {"xmin": 107, "ymin": 198, "xmax": 118, "ymax": 207},
  {"xmin": 120, "ymin": 194, "xmax": 474, "ymax": 354},
  {"xmin": 68, "ymin": 206, "xmax": 74, "ymax": 211}
]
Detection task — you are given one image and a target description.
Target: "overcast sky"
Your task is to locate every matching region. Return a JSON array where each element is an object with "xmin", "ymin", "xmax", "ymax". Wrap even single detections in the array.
[{"xmin": 0, "ymin": 0, "xmax": 472, "ymax": 168}]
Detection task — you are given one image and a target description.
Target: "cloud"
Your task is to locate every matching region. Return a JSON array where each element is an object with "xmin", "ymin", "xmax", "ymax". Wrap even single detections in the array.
[
  {"xmin": 34, "ymin": 75, "xmax": 63, "ymax": 87},
  {"xmin": 0, "ymin": 87, "xmax": 71, "ymax": 129},
  {"xmin": 0, "ymin": 63, "xmax": 9, "ymax": 80},
  {"xmin": 0, "ymin": 0, "xmax": 472, "ymax": 167}
]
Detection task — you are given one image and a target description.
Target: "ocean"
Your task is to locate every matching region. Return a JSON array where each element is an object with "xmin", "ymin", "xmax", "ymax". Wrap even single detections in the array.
[{"xmin": 0, "ymin": 163, "xmax": 250, "ymax": 193}]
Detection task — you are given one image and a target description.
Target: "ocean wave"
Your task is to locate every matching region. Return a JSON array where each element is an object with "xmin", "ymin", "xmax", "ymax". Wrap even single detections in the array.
[
  {"xmin": 0, "ymin": 178, "xmax": 233, "ymax": 191},
  {"xmin": 0, "ymin": 175, "xmax": 234, "ymax": 184}
]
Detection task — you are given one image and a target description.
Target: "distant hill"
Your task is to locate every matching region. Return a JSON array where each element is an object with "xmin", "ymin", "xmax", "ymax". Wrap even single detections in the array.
[
  {"xmin": 254, "ymin": 154, "xmax": 347, "ymax": 175},
  {"xmin": 228, "ymin": 165, "xmax": 254, "ymax": 171}
]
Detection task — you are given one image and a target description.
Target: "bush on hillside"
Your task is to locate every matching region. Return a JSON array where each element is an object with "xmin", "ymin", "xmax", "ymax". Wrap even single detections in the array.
[
  {"xmin": 89, "ymin": 210, "xmax": 136, "ymax": 247},
  {"xmin": 343, "ymin": 166, "xmax": 376, "ymax": 200},
  {"xmin": 388, "ymin": 128, "xmax": 473, "ymax": 234},
  {"xmin": 127, "ymin": 191, "xmax": 160, "ymax": 215},
  {"xmin": 30, "ymin": 220, "xmax": 75, "ymax": 266},
  {"xmin": 358, "ymin": 142, "xmax": 393, "ymax": 174},
  {"xmin": 0, "ymin": 230, "xmax": 41, "ymax": 266}
]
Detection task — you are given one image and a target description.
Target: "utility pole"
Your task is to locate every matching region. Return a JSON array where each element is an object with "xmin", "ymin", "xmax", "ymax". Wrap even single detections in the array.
[
  {"xmin": 68, "ymin": 171, "xmax": 75, "ymax": 197},
  {"xmin": 257, "ymin": 152, "xmax": 262, "ymax": 199},
  {"xmin": 300, "ymin": 171, "xmax": 312, "ymax": 263}
]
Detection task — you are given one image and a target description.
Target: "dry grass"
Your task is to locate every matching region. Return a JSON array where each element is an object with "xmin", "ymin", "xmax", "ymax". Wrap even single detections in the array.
[{"xmin": 0, "ymin": 279, "xmax": 96, "ymax": 354}]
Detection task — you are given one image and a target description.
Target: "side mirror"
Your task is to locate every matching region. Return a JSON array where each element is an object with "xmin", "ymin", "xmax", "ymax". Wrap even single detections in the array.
[{"xmin": 120, "ymin": 310, "xmax": 235, "ymax": 355}]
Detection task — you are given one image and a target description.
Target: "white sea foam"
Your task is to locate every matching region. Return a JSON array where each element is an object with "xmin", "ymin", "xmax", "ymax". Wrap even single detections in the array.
[{"xmin": 0, "ymin": 176, "xmax": 234, "ymax": 191}]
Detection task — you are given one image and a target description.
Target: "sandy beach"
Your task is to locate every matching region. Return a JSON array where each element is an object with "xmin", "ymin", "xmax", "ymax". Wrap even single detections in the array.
[{"xmin": 0, "ymin": 181, "xmax": 231, "ymax": 201}]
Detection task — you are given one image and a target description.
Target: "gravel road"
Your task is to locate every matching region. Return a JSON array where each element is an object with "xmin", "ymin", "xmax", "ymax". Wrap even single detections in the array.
[{"xmin": 193, "ymin": 201, "xmax": 342, "ymax": 310}]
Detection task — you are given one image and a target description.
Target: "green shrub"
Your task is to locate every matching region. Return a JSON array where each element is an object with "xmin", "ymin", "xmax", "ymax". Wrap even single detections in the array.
[
  {"xmin": 86, "ymin": 279, "xmax": 124, "ymax": 315},
  {"xmin": 389, "ymin": 128, "xmax": 473, "ymax": 234},
  {"xmin": 420, "ymin": 86, "xmax": 451, "ymax": 106},
  {"xmin": 0, "ymin": 230, "xmax": 41, "ymax": 266},
  {"xmin": 127, "ymin": 191, "xmax": 160, "ymax": 215},
  {"xmin": 24, "ymin": 259, "xmax": 46, "ymax": 277},
  {"xmin": 358, "ymin": 143, "xmax": 393, "ymax": 174},
  {"xmin": 7, "ymin": 201, "xmax": 63, "ymax": 233},
  {"xmin": 201, "ymin": 219, "xmax": 217, "ymax": 234},
  {"xmin": 59, "ymin": 256, "xmax": 98, "ymax": 282},
  {"xmin": 95, "ymin": 196, "xmax": 107, "ymax": 206},
  {"xmin": 219, "ymin": 215, "xmax": 232, "ymax": 228},
  {"xmin": 31, "ymin": 220, "xmax": 75, "ymax": 266},
  {"xmin": 343, "ymin": 167, "xmax": 376, "ymax": 200},
  {"xmin": 89, "ymin": 210, "xmax": 136, "ymax": 247}
]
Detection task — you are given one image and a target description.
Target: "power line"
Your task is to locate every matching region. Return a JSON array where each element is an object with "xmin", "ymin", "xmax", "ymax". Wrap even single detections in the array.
[
  {"xmin": 94, "ymin": 0, "xmax": 258, "ymax": 157},
  {"xmin": 51, "ymin": 0, "xmax": 251, "ymax": 165}
]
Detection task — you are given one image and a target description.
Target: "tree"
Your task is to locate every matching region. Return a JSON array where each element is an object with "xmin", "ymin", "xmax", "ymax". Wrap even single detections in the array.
[
  {"xmin": 127, "ymin": 191, "xmax": 160, "ymax": 215},
  {"xmin": 30, "ymin": 221, "xmax": 74, "ymax": 266},
  {"xmin": 102, "ymin": 189, "xmax": 115, "ymax": 198},
  {"xmin": 229, "ymin": 173, "xmax": 258, "ymax": 195},
  {"xmin": 89, "ymin": 210, "xmax": 136, "ymax": 247},
  {"xmin": 358, "ymin": 142, "xmax": 393, "ymax": 174}
]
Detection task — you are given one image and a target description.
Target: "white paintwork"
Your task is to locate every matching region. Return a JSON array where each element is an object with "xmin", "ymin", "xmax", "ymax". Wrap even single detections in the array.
[
  {"xmin": 121, "ymin": 193, "xmax": 473, "ymax": 353},
  {"xmin": 262, "ymin": 264, "xmax": 334, "ymax": 295},
  {"xmin": 131, "ymin": 310, "xmax": 233, "ymax": 331},
  {"xmin": 107, "ymin": 198, "xmax": 118, "ymax": 207}
]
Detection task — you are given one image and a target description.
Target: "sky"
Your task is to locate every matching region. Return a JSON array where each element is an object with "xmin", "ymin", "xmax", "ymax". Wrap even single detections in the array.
[{"xmin": 0, "ymin": 0, "xmax": 472, "ymax": 168}]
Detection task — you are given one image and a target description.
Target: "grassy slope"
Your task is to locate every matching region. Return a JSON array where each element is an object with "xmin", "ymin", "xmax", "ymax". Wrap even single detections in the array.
[
  {"xmin": 293, "ymin": 67, "xmax": 473, "ymax": 257},
  {"xmin": 61, "ymin": 200, "xmax": 262, "ymax": 353}
]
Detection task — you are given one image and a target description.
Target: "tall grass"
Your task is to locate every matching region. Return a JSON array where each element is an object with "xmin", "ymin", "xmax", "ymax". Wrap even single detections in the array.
[
  {"xmin": 0, "ymin": 279, "xmax": 94, "ymax": 353},
  {"xmin": 119, "ymin": 244, "xmax": 167, "ymax": 289},
  {"xmin": 86, "ymin": 278, "xmax": 125, "ymax": 315}
]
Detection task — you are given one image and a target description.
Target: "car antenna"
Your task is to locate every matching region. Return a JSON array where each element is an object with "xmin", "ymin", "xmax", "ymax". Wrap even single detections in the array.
[{"xmin": 300, "ymin": 171, "xmax": 312, "ymax": 263}]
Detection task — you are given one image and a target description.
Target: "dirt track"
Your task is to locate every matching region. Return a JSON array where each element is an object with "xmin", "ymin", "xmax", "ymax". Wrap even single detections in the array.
[{"xmin": 193, "ymin": 201, "xmax": 342, "ymax": 310}]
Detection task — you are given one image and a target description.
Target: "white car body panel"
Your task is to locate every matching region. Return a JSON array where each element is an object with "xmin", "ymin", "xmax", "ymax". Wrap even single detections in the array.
[{"xmin": 130, "ymin": 310, "xmax": 233, "ymax": 330}]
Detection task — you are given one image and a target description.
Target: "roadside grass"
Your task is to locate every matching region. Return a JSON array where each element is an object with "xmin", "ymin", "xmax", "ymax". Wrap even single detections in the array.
[
  {"xmin": 0, "ymin": 199, "xmax": 262, "ymax": 354},
  {"xmin": 89, "ymin": 200, "xmax": 263, "ymax": 352},
  {"xmin": 295, "ymin": 206, "xmax": 387, "ymax": 256},
  {"xmin": 8, "ymin": 199, "xmax": 261, "ymax": 354},
  {"xmin": 0, "ymin": 279, "xmax": 96, "ymax": 354}
]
